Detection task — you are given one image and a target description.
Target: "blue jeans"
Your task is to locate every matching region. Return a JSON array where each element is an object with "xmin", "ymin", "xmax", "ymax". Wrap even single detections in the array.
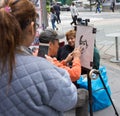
[
  {"xmin": 96, "ymin": 7, "xmax": 101, "ymax": 13},
  {"xmin": 51, "ymin": 19, "xmax": 56, "ymax": 30}
]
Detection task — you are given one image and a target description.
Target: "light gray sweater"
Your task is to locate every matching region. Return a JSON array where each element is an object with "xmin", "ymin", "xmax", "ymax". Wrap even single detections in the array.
[{"xmin": 0, "ymin": 53, "xmax": 77, "ymax": 116}]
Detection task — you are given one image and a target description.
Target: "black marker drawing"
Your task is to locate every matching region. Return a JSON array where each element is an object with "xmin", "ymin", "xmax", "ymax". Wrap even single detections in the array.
[
  {"xmin": 75, "ymin": 25, "xmax": 94, "ymax": 69},
  {"xmin": 79, "ymin": 35, "xmax": 88, "ymax": 54}
]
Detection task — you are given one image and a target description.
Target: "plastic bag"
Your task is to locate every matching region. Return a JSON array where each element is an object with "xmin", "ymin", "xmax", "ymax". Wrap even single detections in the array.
[{"xmin": 77, "ymin": 66, "xmax": 111, "ymax": 112}]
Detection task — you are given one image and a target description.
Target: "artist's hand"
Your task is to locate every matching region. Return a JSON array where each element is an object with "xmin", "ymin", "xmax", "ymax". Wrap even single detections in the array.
[
  {"xmin": 73, "ymin": 46, "xmax": 82, "ymax": 58},
  {"xmin": 45, "ymin": 55, "xmax": 55, "ymax": 64},
  {"xmin": 64, "ymin": 52, "xmax": 73, "ymax": 63}
]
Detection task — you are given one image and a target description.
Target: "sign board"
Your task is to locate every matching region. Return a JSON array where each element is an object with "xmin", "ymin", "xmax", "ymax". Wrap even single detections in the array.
[{"xmin": 75, "ymin": 25, "xmax": 95, "ymax": 70}]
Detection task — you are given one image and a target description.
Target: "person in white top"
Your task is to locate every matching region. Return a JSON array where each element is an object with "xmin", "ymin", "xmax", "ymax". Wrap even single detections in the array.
[{"xmin": 70, "ymin": 2, "xmax": 79, "ymax": 26}]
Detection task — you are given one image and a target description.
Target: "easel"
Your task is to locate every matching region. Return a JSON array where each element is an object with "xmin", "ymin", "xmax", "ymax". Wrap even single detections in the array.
[
  {"xmin": 76, "ymin": 18, "xmax": 119, "ymax": 116},
  {"xmin": 77, "ymin": 19, "xmax": 94, "ymax": 116}
]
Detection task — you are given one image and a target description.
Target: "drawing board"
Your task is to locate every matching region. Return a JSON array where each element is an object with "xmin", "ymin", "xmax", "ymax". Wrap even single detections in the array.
[{"xmin": 75, "ymin": 25, "xmax": 95, "ymax": 70}]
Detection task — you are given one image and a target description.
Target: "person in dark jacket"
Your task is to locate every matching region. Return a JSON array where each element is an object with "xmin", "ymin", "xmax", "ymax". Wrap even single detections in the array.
[
  {"xmin": 53, "ymin": 2, "xmax": 61, "ymax": 24},
  {"xmin": 110, "ymin": 1, "xmax": 115, "ymax": 12}
]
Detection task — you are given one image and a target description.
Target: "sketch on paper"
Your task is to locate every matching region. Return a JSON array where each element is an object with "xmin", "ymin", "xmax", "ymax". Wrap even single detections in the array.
[
  {"xmin": 79, "ymin": 35, "xmax": 88, "ymax": 54},
  {"xmin": 75, "ymin": 25, "xmax": 95, "ymax": 70}
]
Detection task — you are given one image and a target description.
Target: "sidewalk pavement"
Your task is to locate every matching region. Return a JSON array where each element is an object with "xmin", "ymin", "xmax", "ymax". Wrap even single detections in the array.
[{"xmin": 47, "ymin": 12, "xmax": 120, "ymax": 116}]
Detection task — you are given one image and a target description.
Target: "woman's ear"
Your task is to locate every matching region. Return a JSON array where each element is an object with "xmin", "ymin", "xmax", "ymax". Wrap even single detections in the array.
[
  {"xmin": 26, "ymin": 21, "xmax": 35, "ymax": 36},
  {"xmin": 49, "ymin": 42, "xmax": 53, "ymax": 49},
  {"xmin": 31, "ymin": 21, "xmax": 35, "ymax": 36}
]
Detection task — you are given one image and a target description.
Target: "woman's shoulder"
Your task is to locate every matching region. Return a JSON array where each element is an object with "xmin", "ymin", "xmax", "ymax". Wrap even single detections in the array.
[
  {"xmin": 15, "ymin": 54, "xmax": 67, "ymax": 73},
  {"xmin": 16, "ymin": 55, "xmax": 48, "ymax": 68}
]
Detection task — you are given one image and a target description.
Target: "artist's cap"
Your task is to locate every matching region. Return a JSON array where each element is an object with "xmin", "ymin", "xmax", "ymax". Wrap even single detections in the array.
[{"xmin": 39, "ymin": 28, "xmax": 64, "ymax": 43}]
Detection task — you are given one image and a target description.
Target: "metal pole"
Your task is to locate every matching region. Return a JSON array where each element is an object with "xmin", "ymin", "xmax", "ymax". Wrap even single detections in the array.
[
  {"xmin": 89, "ymin": 69, "xmax": 119, "ymax": 116},
  {"xmin": 90, "ymin": 0, "xmax": 92, "ymax": 11},
  {"xmin": 41, "ymin": 0, "xmax": 48, "ymax": 30},
  {"xmin": 115, "ymin": 37, "xmax": 119, "ymax": 60},
  {"xmin": 87, "ymin": 72, "xmax": 93, "ymax": 116},
  {"xmin": 98, "ymin": 72, "xmax": 119, "ymax": 116}
]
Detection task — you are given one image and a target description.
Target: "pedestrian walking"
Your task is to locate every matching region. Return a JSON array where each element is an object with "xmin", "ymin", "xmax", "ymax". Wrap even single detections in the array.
[
  {"xmin": 53, "ymin": 2, "xmax": 61, "ymax": 24},
  {"xmin": 70, "ymin": 2, "xmax": 79, "ymax": 26},
  {"xmin": 0, "ymin": 0, "xmax": 77, "ymax": 116},
  {"xmin": 95, "ymin": 1, "xmax": 101, "ymax": 13},
  {"xmin": 50, "ymin": 7, "xmax": 58, "ymax": 30},
  {"xmin": 110, "ymin": 0, "xmax": 115, "ymax": 12}
]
